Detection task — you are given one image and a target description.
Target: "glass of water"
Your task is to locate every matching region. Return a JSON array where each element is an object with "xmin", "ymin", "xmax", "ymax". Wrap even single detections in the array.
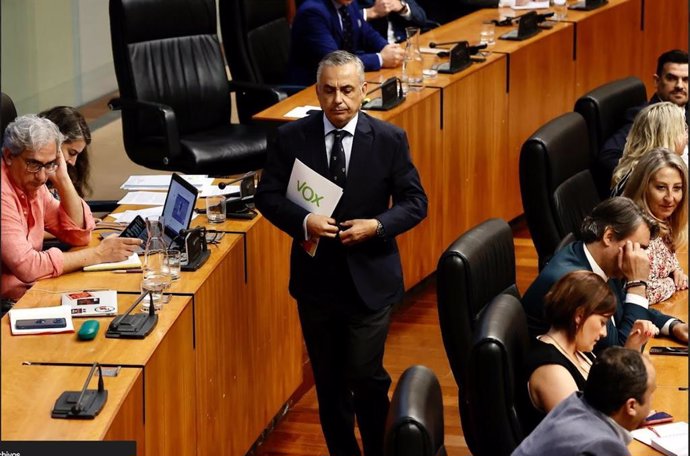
[
  {"xmin": 164, "ymin": 249, "xmax": 181, "ymax": 281},
  {"xmin": 480, "ymin": 23, "xmax": 496, "ymax": 46},
  {"xmin": 553, "ymin": 0, "xmax": 568, "ymax": 20},
  {"xmin": 141, "ymin": 272, "xmax": 171, "ymax": 311}
]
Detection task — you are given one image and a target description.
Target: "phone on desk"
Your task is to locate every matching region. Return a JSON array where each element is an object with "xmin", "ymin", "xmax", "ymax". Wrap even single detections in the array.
[
  {"xmin": 649, "ymin": 346, "xmax": 688, "ymax": 356},
  {"xmin": 643, "ymin": 411, "xmax": 673, "ymax": 426},
  {"xmin": 16, "ymin": 318, "xmax": 67, "ymax": 330}
]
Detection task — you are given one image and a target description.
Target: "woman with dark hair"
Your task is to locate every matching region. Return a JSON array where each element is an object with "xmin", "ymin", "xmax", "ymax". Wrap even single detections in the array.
[
  {"xmin": 38, "ymin": 106, "xmax": 92, "ymax": 198},
  {"xmin": 623, "ymin": 148, "xmax": 688, "ymax": 303},
  {"xmin": 521, "ymin": 271, "xmax": 656, "ymax": 433}
]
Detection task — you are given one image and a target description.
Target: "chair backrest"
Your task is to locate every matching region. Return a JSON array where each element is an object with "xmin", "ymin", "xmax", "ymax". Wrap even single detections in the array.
[
  {"xmin": 385, "ymin": 365, "xmax": 447, "ymax": 456},
  {"xmin": 574, "ymin": 76, "xmax": 647, "ymax": 161},
  {"xmin": 1, "ymin": 92, "xmax": 18, "ymax": 139},
  {"xmin": 219, "ymin": 0, "xmax": 291, "ymax": 86},
  {"xmin": 109, "ymin": 0, "xmax": 231, "ymax": 135},
  {"xmin": 519, "ymin": 112, "xmax": 600, "ymax": 270},
  {"xmin": 574, "ymin": 76, "xmax": 647, "ymax": 198},
  {"xmin": 466, "ymin": 293, "xmax": 529, "ymax": 456},
  {"xmin": 436, "ymin": 218, "xmax": 518, "ymax": 454}
]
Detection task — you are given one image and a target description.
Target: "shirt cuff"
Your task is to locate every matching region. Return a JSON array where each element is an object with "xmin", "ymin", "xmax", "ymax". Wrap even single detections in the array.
[
  {"xmin": 660, "ymin": 318, "xmax": 677, "ymax": 336},
  {"xmin": 302, "ymin": 214, "xmax": 310, "ymax": 241},
  {"xmin": 625, "ymin": 292, "xmax": 649, "ymax": 309},
  {"xmin": 377, "ymin": 53, "xmax": 383, "ymax": 67}
]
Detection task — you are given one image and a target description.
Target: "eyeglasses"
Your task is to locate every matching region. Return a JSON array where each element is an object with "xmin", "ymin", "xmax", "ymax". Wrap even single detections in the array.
[{"xmin": 20, "ymin": 156, "xmax": 58, "ymax": 174}]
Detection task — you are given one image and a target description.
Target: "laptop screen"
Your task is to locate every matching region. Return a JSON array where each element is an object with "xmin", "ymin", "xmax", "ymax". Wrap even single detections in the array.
[{"xmin": 161, "ymin": 173, "xmax": 199, "ymax": 241}]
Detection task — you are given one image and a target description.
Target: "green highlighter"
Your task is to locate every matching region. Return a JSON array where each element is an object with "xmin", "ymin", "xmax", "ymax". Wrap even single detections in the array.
[{"xmin": 77, "ymin": 320, "xmax": 100, "ymax": 340}]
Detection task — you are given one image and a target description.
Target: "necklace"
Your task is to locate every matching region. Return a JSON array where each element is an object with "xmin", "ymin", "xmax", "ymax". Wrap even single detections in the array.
[{"xmin": 539, "ymin": 333, "xmax": 593, "ymax": 378}]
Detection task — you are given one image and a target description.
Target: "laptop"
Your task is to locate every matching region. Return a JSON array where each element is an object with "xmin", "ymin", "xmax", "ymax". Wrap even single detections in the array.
[{"xmin": 120, "ymin": 173, "xmax": 199, "ymax": 251}]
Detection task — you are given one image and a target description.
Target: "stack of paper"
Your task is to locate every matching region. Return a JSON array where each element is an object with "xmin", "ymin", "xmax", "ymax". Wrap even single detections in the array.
[
  {"xmin": 83, "ymin": 252, "xmax": 142, "ymax": 272},
  {"xmin": 121, "ymin": 174, "xmax": 213, "ymax": 191},
  {"xmin": 117, "ymin": 191, "xmax": 168, "ymax": 206},
  {"xmin": 632, "ymin": 422, "xmax": 688, "ymax": 456}
]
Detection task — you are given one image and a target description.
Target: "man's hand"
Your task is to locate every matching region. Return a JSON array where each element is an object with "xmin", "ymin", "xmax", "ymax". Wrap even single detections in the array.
[
  {"xmin": 48, "ymin": 148, "xmax": 73, "ymax": 189},
  {"xmin": 672, "ymin": 321, "xmax": 689, "ymax": 344},
  {"xmin": 618, "ymin": 240, "xmax": 650, "ymax": 285},
  {"xmin": 367, "ymin": 0, "xmax": 404, "ymax": 19},
  {"xmin": 380, "ymin": 43, "xmax": 405, "ymax": 68},
  {"xmin": 624, "ymin": 319, "xmax": 658, "ymax": 351},
  {"xmin": 673, "ymin": 269, "xmax": 688, "ymax": 291},
  {"xmin": 95, "ymin": 237, "xmax": 142, "ymax": 263},
  {"xmin": 338, "ymin": 219, "xmax": 378, "ymax": 246},
  {"xmin": 306, "ymin": 214, "xmax": 339, "ymax": 239}
]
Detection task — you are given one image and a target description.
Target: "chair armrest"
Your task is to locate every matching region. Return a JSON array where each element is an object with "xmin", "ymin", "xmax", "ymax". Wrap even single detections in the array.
[{"xmin": 108, "ymin": 97, "xmax": 182, "ymax": 165}]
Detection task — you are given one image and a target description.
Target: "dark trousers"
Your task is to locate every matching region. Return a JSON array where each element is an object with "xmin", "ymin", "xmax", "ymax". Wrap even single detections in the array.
[{"xmin": 298, "ymin": 297, "xmax": 392, "ymax": 456}]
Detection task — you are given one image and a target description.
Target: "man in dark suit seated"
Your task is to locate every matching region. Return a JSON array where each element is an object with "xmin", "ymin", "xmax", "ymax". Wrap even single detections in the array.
[
  {"xmin": 598, "ymin": 49, "xmax": 689, "ymax": 182},
  {"xmin": 256, "ymin": 51, "xmax": 427, "ymax": 456},
  {"xmin": 521, "ymin": 197, "xmax": 688, "ymax": 350},
  {"xmin": 512, "ymin": 347, "xmax": 656, "ymax": 456},
  {"xmin": 288, "ymin": 0, "xmax": 405, "ymax": 86},
  {"xmin": 359, "ymin": 0, "xmax": 429, "ymax": 43}
]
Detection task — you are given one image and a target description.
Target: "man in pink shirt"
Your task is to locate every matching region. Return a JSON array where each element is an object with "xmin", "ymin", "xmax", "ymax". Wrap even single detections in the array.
[{"xmin": 1, "ymin": 115, "xmax": 141, "ymax": 310}]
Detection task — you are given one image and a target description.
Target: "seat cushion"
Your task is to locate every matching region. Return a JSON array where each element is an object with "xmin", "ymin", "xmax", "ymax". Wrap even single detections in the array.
[{"xmin": 180, "ymin": 123, "xmax": 267, "ymax": 175}]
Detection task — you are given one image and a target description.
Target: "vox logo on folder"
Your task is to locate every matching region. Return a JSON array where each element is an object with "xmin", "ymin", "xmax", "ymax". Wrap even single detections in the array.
[{"xmin": 287, "ymin": 159, "xmax": 343, "ymax": 216}]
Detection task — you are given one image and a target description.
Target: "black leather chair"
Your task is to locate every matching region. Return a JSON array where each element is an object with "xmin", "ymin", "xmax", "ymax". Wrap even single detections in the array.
[
  {"xmin": 219, "ymin": 0, "xmax": 301, "ymax": 124},
  {"xmin": 519, "ymin": 112, "xmax": 600, "ymax": 270},
  {"xmin": 436, "ymin": 218, "xmax": 519, "ymax": 455},
  {"xmin": 108, "ymin": 0, "xmax": 270, "ymax": 175},
  {"xmin": 384, "ymin": 365, "xmax": 446, "ymax": 456},
  {"xmin": 1, "ymin": 92, "xmax": 17, "ymax": 137},
  {"xmin": 574, "ymin": 76, "xmax": 647, "ymax": 199},
  {"xmin": 467, "ymin": 293, "xmax": 529, "ymax": 456}
]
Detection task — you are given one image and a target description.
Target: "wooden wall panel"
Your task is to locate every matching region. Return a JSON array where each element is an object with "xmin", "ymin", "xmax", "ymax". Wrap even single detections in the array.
[
  {"xmin": 442, "ymin": 57, "xmax": 509, "ymax": 244},
  {"xmin": 105, "ymin": 372, "xmax": 146, "ymax": 455},
  {"xmin": 145, "ymin": 303, "xmax": 196, "ymax": 456},
  {"xmin": 508, "ymin": 27, "xmax": 576, "ymax": 219},
  {"xmin": 574, "ymin": 0, "xmax": 643, "ymax": 97},
  {"xmin": 641, "ymin": 0, "xmax": 689, "ymax": 97},
  {"xmin": 388, "ymin": 90, "xmax": 444, "ymax": 289}
]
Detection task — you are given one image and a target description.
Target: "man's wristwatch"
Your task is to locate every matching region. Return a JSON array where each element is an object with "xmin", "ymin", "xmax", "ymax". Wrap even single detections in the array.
[
  {"xmin": 375, "ymin": 219, "xmax": 386, "ymax": 238},
  {"xmin": 624, "ymin": 279, "xmax": 648, "ymax": 290}
]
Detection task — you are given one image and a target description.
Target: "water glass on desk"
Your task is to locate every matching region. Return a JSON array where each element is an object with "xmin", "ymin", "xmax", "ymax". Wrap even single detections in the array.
[
  {"xmin": 206, "ymin": 196, "xmax": 226, "ymax": 223},
  {"xmin": 164, "ymin": 249, "xmax": 181, "ymax": 280},
  {"xmin": 422, "ymin": 53, "xmax": 439, "ymax": 79},
  {"xmin": 141, "ymin": 272, "xmax": 170, "ymax": 311},
  {"xmin": 552, "ymin": 0, "xmax": 568, "ymax": 20},
  {"xmin": 480, "ymin": 23, "xmax": 496, "ymax": 46}
]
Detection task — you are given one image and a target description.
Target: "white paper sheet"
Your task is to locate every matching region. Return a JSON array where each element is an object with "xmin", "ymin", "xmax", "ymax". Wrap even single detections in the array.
[
  {"xmin": 9, "ymin": 306, "xmax": 74, "ymax": 335},
  {"xmin": 199, "ymin": 184, "xmax": 241, "ymax": 198},
  {"xmin": 110, "ymin": 206, "xmax": 164, "ymax": 224},
  {"xmin": 121, "ymin": 174, "xmax": 213, "ymax": 190},
  {"xmin": 512, "ymin": 1, "xmax": 550, "ymax": 9},
  {"xmin": 287, "ymin": 158, "xmax": 343, "ymax": 216},
  {"xmin": 284, "ymin": 105, "xmax": 321, "ymax": 119},
  {"xmin": 117, "ymin": 191, "xmax": 168, "ymax": 206}
]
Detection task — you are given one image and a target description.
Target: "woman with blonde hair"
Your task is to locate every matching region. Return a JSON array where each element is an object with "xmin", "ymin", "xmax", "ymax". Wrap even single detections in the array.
[
  {"xmin": 623, "ymin": 148, "xmax": 688, "ymax": 303},
  {"xmin": 611, "ymin": 102, "xmax": 687, "ymax": 196}
]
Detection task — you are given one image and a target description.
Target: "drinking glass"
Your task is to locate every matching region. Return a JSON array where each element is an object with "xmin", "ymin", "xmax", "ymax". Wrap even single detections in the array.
[
  {"xmin": 206, "ymin": 196, "xmax": 226, "ymax": 223},
  {"xmin": 480, "ymin": 23, "xmax": 496, "ymax": 46}
]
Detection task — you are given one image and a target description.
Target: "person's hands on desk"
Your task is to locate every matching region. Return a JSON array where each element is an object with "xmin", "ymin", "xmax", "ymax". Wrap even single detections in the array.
[
  {"xmin": 672, "ymin": 269, "xmax": 688, "ymax": 291},
  {"xmin": 624, "ymin": 320, "xmax": 658, "ymax": 351},
  {"xmin": 381, "ymin": 44, "xmax": 405, "ymax": 68},
  {"xmin": 671, "ymin": 321, "xmax": 689, "ymax": 344},
  {"xmin": 95, "ymin": 236, "xmax": 142, "ymax": 263}
]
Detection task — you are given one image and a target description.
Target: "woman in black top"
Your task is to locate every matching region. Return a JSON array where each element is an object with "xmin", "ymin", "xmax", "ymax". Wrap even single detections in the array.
[{"xmin": 522, "ymin": 271, "xmax": 615, "ymax": 433}]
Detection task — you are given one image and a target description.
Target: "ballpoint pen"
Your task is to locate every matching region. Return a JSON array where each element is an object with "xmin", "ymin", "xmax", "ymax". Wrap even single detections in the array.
[{"xmin": 112, "ymin": 269, "xmax": 143, "ymax": 274}]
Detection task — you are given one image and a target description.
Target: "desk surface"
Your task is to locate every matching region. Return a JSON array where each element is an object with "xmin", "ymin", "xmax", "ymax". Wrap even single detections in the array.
[{"xmin": 1, "ymin": 364, "xmax": 142, "ymax": 440}]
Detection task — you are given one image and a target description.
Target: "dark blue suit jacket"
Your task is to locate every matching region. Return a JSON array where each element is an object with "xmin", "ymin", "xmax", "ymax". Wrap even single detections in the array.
[
  {"xmin": 255, "ymin": 112, "xmax": 427, "ymax": 310},
  {"xmin": 288, "ymin": 0, "xmax": 389, "ymax": 86},
  {"xmin": 359, "ymin": 0, "xmax": 428, "ymax": 42},
  {"xmin": 521, "ymin": 241, "xmax": 673, "ymax": 351}
]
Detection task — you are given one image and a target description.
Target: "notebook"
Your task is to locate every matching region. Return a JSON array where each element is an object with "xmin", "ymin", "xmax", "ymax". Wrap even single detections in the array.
[{"xmin": 632, "ymin": 421, "xmax": 688, "ymax": 456}]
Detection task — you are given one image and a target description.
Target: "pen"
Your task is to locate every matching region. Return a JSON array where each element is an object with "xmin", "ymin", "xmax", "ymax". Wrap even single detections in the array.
[
  {"xmin": 679, "ymin": 387, "xmax": 688, "ymax": 391},
  {"xmin": 112, "ymin": 269, "xmax": 143, "ymax": 274},
  {"xmin": 647, "ymin": 426, "xmax": 661, "ymax": 438}
]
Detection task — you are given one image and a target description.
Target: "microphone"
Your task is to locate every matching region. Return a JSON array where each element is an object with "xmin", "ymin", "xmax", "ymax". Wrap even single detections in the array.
[
  {"xmin": 217, "ymin": 171, "xmax": 256, "ymax": 191},
  {"xmin": 71, "ymin": 363, "xmax": 104, "ymax": 414},
  {"xmin": 468, "ymin": 43, "xmax": 488, "ymax": 55},
  {"xmin": 429, "ymin": 40, "xmax": 467, "ymax": 48},
  {"xmin": 110, "ymin": 291, "xmax": 154, "ymax": 330}
]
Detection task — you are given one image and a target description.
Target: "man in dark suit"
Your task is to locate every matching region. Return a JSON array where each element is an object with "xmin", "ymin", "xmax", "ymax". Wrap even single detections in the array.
[
  {"xmin": 597, "ymin": 49, "xmax": 688, "ymax": 186},
  {"xmin": 288, "ymin": 0, "xmax": 405, "ymax": 86},
  {"xmin": 256, "ymin": 51, "xmax": 427, "ymax": 456},
  {"xmin": 522, "ymin": 197, "xmax": 688, "ymax": 351},
  {"xmin": 359, "ymin": 0, "xmax": 429, "ymax": 43}
]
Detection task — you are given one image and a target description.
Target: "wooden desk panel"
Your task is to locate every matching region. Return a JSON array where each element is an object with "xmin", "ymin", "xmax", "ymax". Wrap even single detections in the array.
[
  {"xmin": 566, "ymin": 0, "xmax": 643, "ymax": 97},
  {"xmin": 441, "ymin": 56, "xmax": 510, "ymax": 244},
  {"xmin": 641, "ymin": 0, "xmax": 689, "ymax": 98},
  {"xmin": 506, "ymin": 25, "xmax": 576, "ymax": 218},
  {"xmin": 1, "ymin": 364, "xmax": 143, "ymax": 444}
]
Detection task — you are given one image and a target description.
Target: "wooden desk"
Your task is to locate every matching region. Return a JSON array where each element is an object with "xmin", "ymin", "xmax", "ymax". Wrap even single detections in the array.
[
  {"xmin": 1, "ymin": 364, "xmax": 144, "ymax": 444},
  {"xmin": 630, "ymin": 288, "xmax": 688, "ymax": 455},
  {"xmin": 3, "ymin": 213, "xmax": 302, "ymax": 456}
]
